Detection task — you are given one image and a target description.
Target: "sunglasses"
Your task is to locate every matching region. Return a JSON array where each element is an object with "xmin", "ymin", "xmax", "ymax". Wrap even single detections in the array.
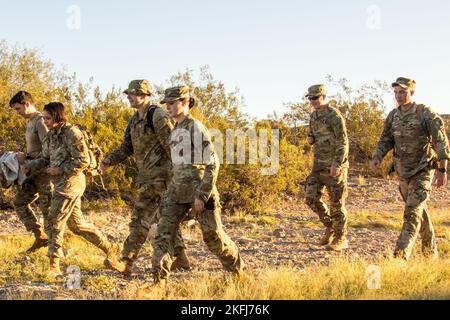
[{"xmin": 308, "ymin": 96, "xmax": 321, "ymax": 101}]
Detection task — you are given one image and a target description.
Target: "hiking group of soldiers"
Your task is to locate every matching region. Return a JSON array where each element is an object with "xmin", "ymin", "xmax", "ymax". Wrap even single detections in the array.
[{"xmin": 5, "ymin": 76, "xmax": 449, "ymax": 286}]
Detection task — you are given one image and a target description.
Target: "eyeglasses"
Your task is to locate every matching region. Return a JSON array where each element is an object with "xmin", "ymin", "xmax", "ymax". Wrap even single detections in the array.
[{"xmin": 308, "ymin": 96, "xmax": 320, "ymax": 101}]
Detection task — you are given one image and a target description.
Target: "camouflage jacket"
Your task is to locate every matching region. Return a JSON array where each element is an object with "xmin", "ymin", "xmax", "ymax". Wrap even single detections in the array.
[
  {"xmin": 27, "ymin": 122, "xmax": 90, "ymax": 199},
  {"xmin": 104, "ymin": 104, "xmax": 173, "ymax": 184},
  {"xmin": 373, "ymin": 103, "xmax": 450, "ymax": 179},
  {"xmin": 167, "ymin": 114, "xmax": 219, "ymax": 204},
  {"xmin": 308, "ymin": 105, "xmax": 350, "ymax": 172}
]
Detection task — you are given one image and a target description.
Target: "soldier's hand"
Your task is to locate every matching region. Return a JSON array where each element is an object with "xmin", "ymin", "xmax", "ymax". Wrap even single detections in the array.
[
  {"xmin": 432, "ymin": 171, "xmax": 447, "ymax": 188},
  {"xmin": 17, "ymin": 152, "xmax": 26, "ymax": 164},
  {"xmin": 330, "ymin": 166, "xmax": 341, "ymax": 178},
  {"xmin": 194, "ymin": 198, "xmax": 205, "ymax": 217},
  {"xmin": 46, "ymin": 167, "xmax": 62, "ymax": 176},
  {"xmin": 21, "ymin": 166, "xmax": 31, "ymax": 175},
  {"xmin": 370, "ymin": 158, "xmax": 380, "ymax": 172}
]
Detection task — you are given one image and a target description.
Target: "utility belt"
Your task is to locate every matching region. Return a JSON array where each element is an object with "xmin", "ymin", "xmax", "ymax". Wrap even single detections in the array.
[{"xmin": 389, "ymin": 158, "xmax": 439, "ymax": 175}]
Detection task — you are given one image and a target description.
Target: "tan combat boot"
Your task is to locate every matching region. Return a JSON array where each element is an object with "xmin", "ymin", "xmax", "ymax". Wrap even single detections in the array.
[
  {"xmin": 171, "ymin": 249, "xmax": 191, "ymax": 271},
  {"xmin": 105, "ymin": 243, "xmax": 121, "ymax": 261},
  {"xmin": 104, "ymin": 256, "xmax": 134, "ymax": 276},
  {"xmin": 103, "ymin": 243, "xmax": 133, "ymax": 274},
  {"xmin": 48, "ymin": 258, "xmax": 63, "ymax": 278},
  {"xmin": 327, "ymin": 236, "xmax": 349, "ymax": 251},
  {"xmin": 26, "ymin": 228, "xmax": 48, "ymax": 253},
  {"xmin": 318, "ymin": 227, "xmax": 334, "ymax": 246}
]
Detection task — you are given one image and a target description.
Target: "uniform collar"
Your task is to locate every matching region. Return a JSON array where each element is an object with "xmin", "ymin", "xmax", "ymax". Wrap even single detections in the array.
[
  {"xmin": 176, "ymin": 113, "xmax": 193, "ymax": 127},
  {"xmin": 314, "ymin": 104, "xmax": 329, "ymax": 116},
  {"xmin": 139, "ymin": 103, "xmax": 153, "ymax": 120},
  {"xmin": 398, "ymin": 102, "xmax": 417, "ymax": 116},
  {"xmin": 28, "ymin": 112, "xmax": 42, "ymax": 122},
  {"xmin": 53, "ymin": 122, "xmax": 68, "ymax": 136}
]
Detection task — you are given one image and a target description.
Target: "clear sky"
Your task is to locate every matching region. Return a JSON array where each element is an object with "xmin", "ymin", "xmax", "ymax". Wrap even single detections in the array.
[{"xmin": 1, "ymin": 0, "xmax": 449, "ymax": 117}]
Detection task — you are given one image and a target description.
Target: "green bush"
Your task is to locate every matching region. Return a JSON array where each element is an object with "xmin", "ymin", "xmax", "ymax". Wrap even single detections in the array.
[{"xmin": 2, "ymin": 41, "xmax": 435, "ymax": 214}]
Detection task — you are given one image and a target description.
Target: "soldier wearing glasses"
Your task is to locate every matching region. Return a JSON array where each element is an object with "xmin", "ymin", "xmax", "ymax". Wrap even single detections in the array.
[{"xmin": 304, "ymin": 85, "xmax": 350, "ymax": 251}]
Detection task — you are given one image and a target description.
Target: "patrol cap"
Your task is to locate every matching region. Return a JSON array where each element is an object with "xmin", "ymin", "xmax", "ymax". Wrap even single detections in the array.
[
  {"xmin": 305, "ymin": 84, "xmax": 327, "ymax": 98},
  {"xmin": 392, "ymin": 77, "xmax": 416, "ymax": 90},
  {"xmin": 123, "ymin": 79, "xmax": 152, "ymax": 96},
  {"xmin": 161, "ymin": 86, "xmax": 195, "ymax": 108}
]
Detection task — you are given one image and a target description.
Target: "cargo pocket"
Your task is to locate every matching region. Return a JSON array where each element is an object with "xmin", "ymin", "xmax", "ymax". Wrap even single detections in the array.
[{"xmin": 175, "ymin": 182, "xmax": 195, "ymax": 204}]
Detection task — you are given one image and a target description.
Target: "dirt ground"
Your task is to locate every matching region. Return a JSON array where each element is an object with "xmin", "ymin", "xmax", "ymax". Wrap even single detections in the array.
[{"xmin": 0, "ymin": 175, "xmax": 449, "ymax": 299}]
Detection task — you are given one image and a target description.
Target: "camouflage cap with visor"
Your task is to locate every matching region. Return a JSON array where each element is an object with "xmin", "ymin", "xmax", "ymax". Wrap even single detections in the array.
[
  {"xmin": 392, "ymin": 77, "xmax": 416, "ymax": 90},
  {"xmin": 305, "ymin": 84, "xmax": 327, "ymax": 98},
  {"xmin": 123, "ymin": 79, "xmax": 152, "ymax": 96},
  {"xmin": 161, "ymin": 86, "xmax": 195, "ymax": 108}
]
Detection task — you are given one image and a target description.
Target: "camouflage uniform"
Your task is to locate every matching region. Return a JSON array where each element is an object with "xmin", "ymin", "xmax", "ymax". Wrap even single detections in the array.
[
  {"xmin": 103, "ymin": 80, "xmax": 186, "ymax": 264},
  {"xmin": 14, "ymin": 112, "xmax": 52, "ymax": 244},
  {"xmin": 305, "ymin": 85, "xmax": 349, "ymax": 245},
  {"xmin": 151, "ymin": 86, "xmax": 244, "ymax": 283},
  {"xmin": 27, "ymin": 122, "xmax": 116, "ymax": 261},
  {"xmin": 373, "ymin": 78, "xmax": 450, "ymax": 260}
]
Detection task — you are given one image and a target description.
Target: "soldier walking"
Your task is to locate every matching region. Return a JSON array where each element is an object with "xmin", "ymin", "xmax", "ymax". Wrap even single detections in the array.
[
  {"xmin": 101, "ymin": 80, "xmax": 190, "ymax": 276},
  {"xmin": 9, "ymin": 91, "xmax": 52, "ymax": 253},
  {"xmin": 371, "ymin": 77, "xmax": 449, "ymax": 260},
  {"xmin": 304, "ymin": 85, "xmax": 350, "ymax": 251},
  {"xmin": 23, "ymin": 102, "xmax": 120, "ymax": 277},
  {"xmin": 151, "ymin": 86, "xmax": 245, "ymax": 285}
]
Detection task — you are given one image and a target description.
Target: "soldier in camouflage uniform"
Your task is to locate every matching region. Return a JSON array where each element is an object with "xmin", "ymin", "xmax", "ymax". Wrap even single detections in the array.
[
  {"xmin": 371, "ymin": 77, "xmax": 449, "ymax": 260},
  {"xmin": 24, "ymin": 102, "xmax": 120, "ymax": 277},
  {"xmin": 9, "ymin": 91, "xmax": 52, "ymax": 253},
  {"xmin": 151, "ymin": 86, "xmax": 245, "ymax": 285},
  {"xmin": 304, "ymin": 85, "xmax": 350, "ymax": 251},
  {"xmin": 101, "ymin": 80, "xmax": 189, "ymax": 275}
]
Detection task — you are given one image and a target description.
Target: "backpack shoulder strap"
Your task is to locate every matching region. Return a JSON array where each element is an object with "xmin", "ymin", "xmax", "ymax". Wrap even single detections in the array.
[
  {"xmin": 145, "ymin": 105, "xmax": 158, "ymax": 134},
  {"xmin": 123, "ymin": 112, "xmax": 138, "ymax": 141}
]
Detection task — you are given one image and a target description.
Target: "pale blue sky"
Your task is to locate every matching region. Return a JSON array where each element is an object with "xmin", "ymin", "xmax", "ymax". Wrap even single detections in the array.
[{"xmin": 1, "ymin": 0, "xmax": 449, "ymax": 117}]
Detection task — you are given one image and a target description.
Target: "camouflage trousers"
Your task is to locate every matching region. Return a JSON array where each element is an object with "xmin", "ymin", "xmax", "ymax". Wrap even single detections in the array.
[
  {"xmin": 48, "ymin": 193, "xmax": 111, "ymax": 259},
  {"xmin": 305, "ymin": 168, "xmax": 348, "ymax": 237},
  {"xmin": 13, "ymin": 172, "xmax": 52, "ymax": 236},
  {"xmin": 394, "ymin": 169, "xmax": 437, "ymax": 260},
  {"xmin": 152, "ymin": 195, "xmax": 244, "ymax": 280},
  {"xmin": 122, "ymin": 182, "xmax": 186, "ymax": 261}
]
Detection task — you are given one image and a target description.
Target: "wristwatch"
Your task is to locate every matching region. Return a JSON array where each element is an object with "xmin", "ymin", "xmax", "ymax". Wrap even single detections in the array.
[{"xmin": 438, "ymin": 168, "xmax": 447, "ymax": 174}]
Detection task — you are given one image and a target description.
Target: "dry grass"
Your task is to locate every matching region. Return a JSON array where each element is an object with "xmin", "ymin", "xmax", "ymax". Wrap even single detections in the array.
[
  {"xmin": 1, "ymin": 231, "xmax": 449, "ymax": 300},
  {"xmin": 350, "ymin": 208, "xmax": 450, "ymax": 237},
  {"xmin": 114, "ymin": 256, "xmax": 450, "ymax": 300},
  {"xmin": 228, "ymin": 211, "xmax": 277, "ymax": 226}
]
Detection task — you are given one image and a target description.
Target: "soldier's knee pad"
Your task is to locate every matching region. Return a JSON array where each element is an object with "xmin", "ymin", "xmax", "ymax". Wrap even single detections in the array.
[
  {"xmin": 404, "ymin": 205, "xmax": 422, "ymax": 220},
  {"xmin": 406, "ymin": 193, "xmax": 428, "ymax": 208}
]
